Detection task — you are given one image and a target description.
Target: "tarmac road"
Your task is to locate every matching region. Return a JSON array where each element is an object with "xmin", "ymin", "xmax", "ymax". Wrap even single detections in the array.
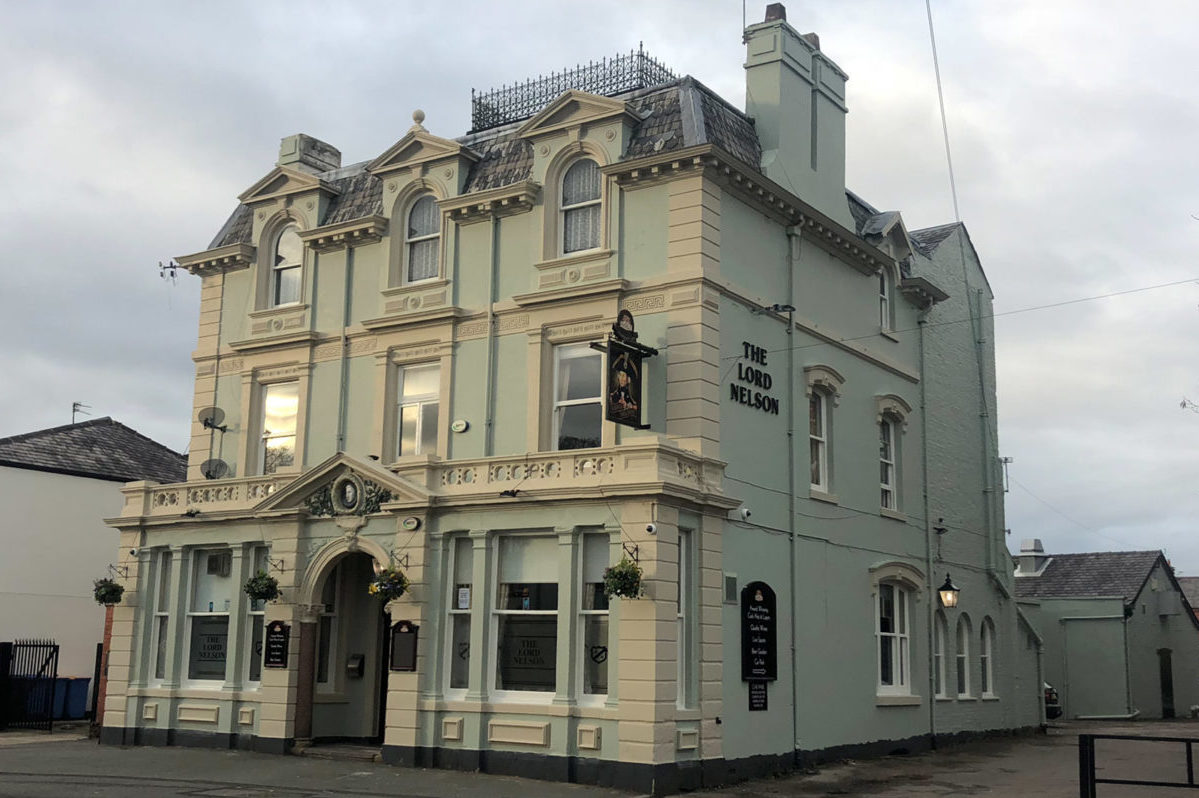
[{"xmin": 2, "ymin": 720, "xmax": 1197, "ymax": 797}]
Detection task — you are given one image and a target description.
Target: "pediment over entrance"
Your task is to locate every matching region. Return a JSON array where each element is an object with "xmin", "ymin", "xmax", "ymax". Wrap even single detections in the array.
[{"xmin": 253, "ymin": 452, "xmax": 431, "ymax": 516}]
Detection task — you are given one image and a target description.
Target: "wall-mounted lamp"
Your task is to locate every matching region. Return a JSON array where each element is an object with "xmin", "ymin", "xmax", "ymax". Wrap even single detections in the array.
[{"xmin": 938, "ymin": 574, "xmax": 960, "ymax": 608}]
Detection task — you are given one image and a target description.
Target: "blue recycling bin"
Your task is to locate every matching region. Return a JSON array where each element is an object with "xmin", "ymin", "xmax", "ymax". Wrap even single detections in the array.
[{"xmin": 64, "ymin": 678, "xmax": 90, "ymax": 720}]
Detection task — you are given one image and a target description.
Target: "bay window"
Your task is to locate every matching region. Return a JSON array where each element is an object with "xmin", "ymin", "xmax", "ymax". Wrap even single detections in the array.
[{"xmin": 187, "ymin": 549, "xmax": 233, "ymax": 682}]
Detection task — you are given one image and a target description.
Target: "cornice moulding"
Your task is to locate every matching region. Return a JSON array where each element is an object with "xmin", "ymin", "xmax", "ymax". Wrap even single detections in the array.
[
  {"xmin": 176, "ymin": 243, "xmax": 255, "ymax": 276},
  {"xmin": 237, "ymin": 165, "xmax": 341, "ymax": 205},
  {"xmin": 440, "ymin": 180, "xmax": 540, "ymax": 224},
  {"xmin": 228, "ymin": 330, "xmax": 319, "ymax": 353},
  {"xmin": 899, "ymin": 276, "xmax": 949, "ymax": 309},
  {"xmin": 300, "ymin": 215, "xmax": 388, "ymax": 252},
  {"xmin": 512, "ymin": 278, "xmax": 628, "ymax": 308}
]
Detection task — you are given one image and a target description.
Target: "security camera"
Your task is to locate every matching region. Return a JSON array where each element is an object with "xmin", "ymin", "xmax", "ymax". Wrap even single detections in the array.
[
  {"xmin": 129, "ymin": 548, "xmax": 139, "ymax": 557},
  {"xmin": 738, "ymin": 508, "xmax": 752, "ymax": 521},
  {"xmin": 646, "ymin": 523, "xmax": 657, "ymax": 534}
]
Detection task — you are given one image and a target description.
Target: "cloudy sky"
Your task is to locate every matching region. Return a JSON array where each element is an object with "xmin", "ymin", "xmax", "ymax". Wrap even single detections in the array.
[{"xmin": 2, "ymin": 1, "xmax": 1196, "ymax": 570}]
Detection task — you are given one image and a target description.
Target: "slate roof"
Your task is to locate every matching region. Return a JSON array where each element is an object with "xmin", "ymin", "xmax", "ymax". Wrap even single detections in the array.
[
  {"xmin": 909, "ymin": 222, "xmax": 960, "ymax": 255},
  {"xmin": 207, "ymin": 76, "xmax": 763, "ymax": 249},
  {"xmin": 1177, "ymin": 577, "xmax": 1199, "ymax": 609},
  {"xmin": 1014, "ymin": 550, "xmax": 1164, "ymax": 601},
  {"xmin": 0, "ymin": 417, "xmax": 187, "ymax": 484}
]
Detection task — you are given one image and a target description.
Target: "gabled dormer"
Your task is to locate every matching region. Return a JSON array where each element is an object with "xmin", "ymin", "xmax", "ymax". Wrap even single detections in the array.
[
  {"xmin": 368, "ymin": 112, "xmax": 479, "ymax": 197},
  {"xmin": 860, "ymin": 211, "xmax": 914, "ymax": 264},
  {"xmin": 515, "ymin": 89, "xmax": 641, "ymax": 153}
]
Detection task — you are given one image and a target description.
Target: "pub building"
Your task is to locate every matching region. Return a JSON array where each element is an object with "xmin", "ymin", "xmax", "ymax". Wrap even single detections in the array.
[{"xmin": 102, "ymin": 6, "xmax": 1041, "ymax": 794}]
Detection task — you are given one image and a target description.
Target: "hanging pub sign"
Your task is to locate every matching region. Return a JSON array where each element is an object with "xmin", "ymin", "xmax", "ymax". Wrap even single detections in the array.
[
  {"xmin": 741, "ymin": 581, "xmax": 777, "ymax": 681},
  {"xmin": 596, "ymin": 310, "xmax": 658, "ymax": 430},
  {"xmin": 389, "ymin": 620, "xmax": 419, "ymax": 672},
  {"xmin": 264, "ymin": 621, "xmax": 289, "ymax": 668}
]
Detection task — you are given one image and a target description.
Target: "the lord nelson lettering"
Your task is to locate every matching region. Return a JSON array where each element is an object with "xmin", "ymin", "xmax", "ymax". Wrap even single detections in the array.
[{"xmin": 730, "ymin": 341, "xmax": 780, "ymax": 415}]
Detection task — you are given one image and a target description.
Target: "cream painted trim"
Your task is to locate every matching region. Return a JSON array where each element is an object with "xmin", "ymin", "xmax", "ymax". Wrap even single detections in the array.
[
  {"xmin": 676, "ymin": 728, "xmax": 700, "ymax": 750},
  {"xmin": 577, "ymin": 725, "xmax": 602, "ymax": 750},
  {"xmin": 238, "ymin": 707, "xmax": 255, "ymax": 725},
  {"xmin": 487, "ymin": 719, "xmax": 550, "ymax": 746},
  {"xmin": 809, "ymin": 489, "xmax": 839, "ymax": 505},
  {"xmin": 442, "ymin": 717, "xmax": 464, "ymax": 741},
  {"xmin": 869, "ymin": 560, "xmax": 925, "ymax": 594},
  {"xmin": 421, "ymin": 698, "xmax": 618, "ymax": 720},
  {"xmin": 804, "ymin": 364, "xmax": 846, "ymax": 403},
  {"xmin": 876, "ymin": 394, "xmax": 913, "ymax": 427},
  {"xmin": 142, "ymin": 702, "xmax": 158, "ymax": 721},
  {"xmin": 177, "ymin": 704, "xmax": 220, "ymax": 723},
  {"xmin": 540, "ymin": 143, "xmax": 611, "ymax": 264},
  {"xmin": 876, "ymin": 695, "xmax": 921, "ymax": 707}
]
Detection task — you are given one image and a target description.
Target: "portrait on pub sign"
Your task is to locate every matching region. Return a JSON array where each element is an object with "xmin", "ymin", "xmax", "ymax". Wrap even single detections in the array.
[{"xmin": 606, "ymin": 341, "xmax": 643, "ymax": 427}]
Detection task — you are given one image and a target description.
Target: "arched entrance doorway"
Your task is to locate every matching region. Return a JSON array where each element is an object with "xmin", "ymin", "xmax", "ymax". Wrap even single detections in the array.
[{"xmin": 306, "ymin": 551, "xmax": 388, "ymax": 743}]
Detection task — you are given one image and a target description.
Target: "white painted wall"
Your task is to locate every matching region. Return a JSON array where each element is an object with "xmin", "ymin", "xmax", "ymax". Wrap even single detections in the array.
[{"xmin": 0, "ymin": 465, "xmax": 122, "ymax": 678}]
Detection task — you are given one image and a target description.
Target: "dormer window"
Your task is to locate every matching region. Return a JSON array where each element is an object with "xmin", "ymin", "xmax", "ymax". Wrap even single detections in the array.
[
  {"xmin": 272, "ymin": 225, "xmax": 303, "ymax": 307},
  {"xmin": 561, "ymin": 159, "xmax": 601, "ymax": 254},
  {"xmin": 405, "ymin": 194, "xmax": 440, "ymax": 283}
]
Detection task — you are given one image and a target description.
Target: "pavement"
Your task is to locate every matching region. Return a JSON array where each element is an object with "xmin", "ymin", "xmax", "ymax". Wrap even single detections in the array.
[{"xmin": 0, "ymin": 720, "xmax": 1196, "ymax": 797}]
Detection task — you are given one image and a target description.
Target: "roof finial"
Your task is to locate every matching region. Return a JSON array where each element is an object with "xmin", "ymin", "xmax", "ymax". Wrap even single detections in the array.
[{"xmin": 411, "ymin": 109, "xmax": 426, "ymax": 131}]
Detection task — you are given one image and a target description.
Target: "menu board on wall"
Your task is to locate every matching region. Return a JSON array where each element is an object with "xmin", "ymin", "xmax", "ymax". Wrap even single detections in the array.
[
  {"xmin": 264, "ymin": 621, "xmax": 289, "ymax": 668},
  {"xmin": 740, "ymin": 581, "xmax": 777, "ymax": 682}
]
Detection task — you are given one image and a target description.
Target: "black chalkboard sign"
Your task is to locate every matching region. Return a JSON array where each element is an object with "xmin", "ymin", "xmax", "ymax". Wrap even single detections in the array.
[
  {"xmin": 748, "ymin": 680, "xmax": 768, "ymax": 711},
  {"xmin": 741, "ymin": 581, "xmax": 777, "ymax": 681},
  {"xmin": 390, "ymin": 620, "xmax": 419, "ymax": 672},
  {"xmin": 264, "ymin": 621, "xmax": 289, "ymax": 668}
]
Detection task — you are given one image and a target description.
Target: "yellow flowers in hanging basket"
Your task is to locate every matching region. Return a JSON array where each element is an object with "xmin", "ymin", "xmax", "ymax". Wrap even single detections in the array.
[{"xmin": 369, "ymin": 567, "xmax": 409, "ymax": 601}]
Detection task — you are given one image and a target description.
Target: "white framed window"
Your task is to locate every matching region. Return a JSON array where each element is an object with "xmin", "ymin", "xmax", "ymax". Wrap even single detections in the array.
[
  {"xmin": 493, "ymin": 535, "xmax": 559, "ymax": 698},
  {"xmin": 397, "ymin": 363, "xmax": 439, "ymax": 458},
  {"xmin": 809, "ymin": 392, "xmax": 829, "ymax": 491},
  {"xmin": 956, "ymin": 614, "xmax": 972, "ymax": 697},
  {"xmin": 553, "ymin": 343, "xmax": 602, "ymax": 451},
  {"xmin": 316, "ymin": 563, "xmax": 341, "ymax": 689},
  {"xmin": 405, "ymin": 194, "xmax": 440, "ymax": 283},
  {"xmin": 151, "ymin": 550, "xmax": 173, "ymax": 682},
  {"xmin": 980, "ymin": 618, "xmax": 996, "ymax": 697},
  {"xmin": 878, "ymin": 271, "xmax": 891, "ymax": 331},
  {"xmin": 560, "ymin": 159, "xmax": 602, "ymax": 254},
  {"xmin": 271, "ymin": 225, "xmax": 303, "ymax": 307},
  {"xmin": 245, "ymin": 547, "xmax": 268, "ymax": 686},
  {"xmin": 676, "ymin": 528, "xmax": 697, "ymax": 708},
  {"xmin": 876, "ymin": 582, "xmax": 911, "ymax": 694},
  {"xmin": 446, "ymin": 537, "xmax": 473, "ymax": 693},
  {"xmin": 934, "ymin": 611, "xmax": 948, "ymax": 698},
  {"xmin": 580, "ymin": 533, "xmax": 610, "ymax": 700},
  {"xmin": 186, "ymin": 549, "xmax": 233, "ymax": 683},
  {"xmin": 880, "ymin": 419, "xmax": 896, "ymax": 510},
  {"xmin": 259, "ymin": 381, "xmax": 299, "ymax": 475}
]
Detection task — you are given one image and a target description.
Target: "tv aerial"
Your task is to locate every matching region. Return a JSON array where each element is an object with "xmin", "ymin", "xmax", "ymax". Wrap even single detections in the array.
[
  {"xmin": 200, "ymin": 458, "xmax": 229, "ymax": 480},
  {"xmin": 197, "ymin": 406, "xmax": 227, "ymax": 433}
]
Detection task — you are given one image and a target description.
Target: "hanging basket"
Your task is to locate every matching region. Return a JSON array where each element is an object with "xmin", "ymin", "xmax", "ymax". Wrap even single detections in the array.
[
  {"xmin": 368, "ymin": 567, "xmax": 409, "ymax": 602},
  {"xmin": 243, "ymin": 570, "xmax": 281, "ymax": 602},
  {"xmin": 603, "ymin": 557, "xmax": 644, "ymax": 600},
  {"xmin": 93, "ymin": 577, "xmax": 125, "ymax": 607}
]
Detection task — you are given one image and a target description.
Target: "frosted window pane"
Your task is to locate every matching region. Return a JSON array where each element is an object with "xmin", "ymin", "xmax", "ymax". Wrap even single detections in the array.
[
  {"xmin": 563, "ymin": 205, "xmax": 600, "ymax": 253},
  {"xmin": 562, "ymin": 160, "xmax": 600, "ymax": 204},
  {"xmin": 420, "ymin": 402, "xmax": 438, "ymax": 454},
  {"xmin": 498, "ymin": 536, "xmax": 558, "ymax": 584},
  {"xmin": 400, "ymin": 364, "xmax": 439, "ymax": 398},
  {"xmin": 399, "ymin": 405, "xmax": 418, "ymax": 456},
  {"xmin": 582, "ymin": 534, "xmax": 609, "ymax": 584},
  {"xmin": 407, "ymin": 195, "xmax": 439, "ymax": 237},
  {"xmin": 407, "ymin": 238, "xmax": 438, "ymax": 282}
]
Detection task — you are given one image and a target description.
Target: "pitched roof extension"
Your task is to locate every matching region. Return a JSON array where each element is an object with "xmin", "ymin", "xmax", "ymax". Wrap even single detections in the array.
[
  {"xmin": 1014, "ymin": 550, "xmax": 1164, "ymax": 601},
  {"xmin": 1177, "ymin": 576, "xmax": 1199, "ymax": 609},
  {"xmin": 0, "ymin": 417, "xmax": 187, "ymax": 484}
]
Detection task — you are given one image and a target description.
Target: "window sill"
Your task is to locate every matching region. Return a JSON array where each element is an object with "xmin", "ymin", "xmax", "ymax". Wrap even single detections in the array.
[
  {"xmin": 880, "ymin": 329, "xmax": 899, "ymax": 342},
  {"xmin": 956, "ymin": 695, "xmax": 978, "ymax": 702},
  {"xmin": 880, "ymin": 508, "xmax": 906, "ymax": 522},
  {"xmin": 426, "ymin": 698, "xmax": 618, "ymax": 720},
  {"xmin": 935, "ymin": 695, "xmax": 954, "ymax": 702},
  {"xmin": 809, "ymin": 489, "xmax": 839, "ymax": 505},
  {"xmin": 876, "ymin": 694, "xmax": 921, "ymax": 707},
  {"xmin": 249, "ymin": 302, "xmax": 309, "ymax": 320},
  {"xmin": 535, "ymin": 249, "xmax": 613, "ymax": 271},
  {"xmin": 675, "ymin": 708, "xmax": 702, "ymax": 721},
  {"xmin": 382, "ymin": 278, "xmax": 450, "ymax": 298},
  {"xmin": 981, "ymin": 694, "xmax": 1000, "ymax": 701}
]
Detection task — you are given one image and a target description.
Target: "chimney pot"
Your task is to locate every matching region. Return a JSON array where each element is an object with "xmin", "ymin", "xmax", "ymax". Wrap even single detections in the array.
[
  {"xmin": 801, "ymin": 31, "xmax": 821, "ymax": 50},
  {"xmin": 764, "ymin": 3, "xmax": 786, "ymax": 22}
]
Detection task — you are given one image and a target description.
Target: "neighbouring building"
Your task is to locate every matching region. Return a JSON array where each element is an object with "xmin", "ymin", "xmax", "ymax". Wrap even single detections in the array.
[
  {"xmin": 0, "ymin": 418, "xmax": 186, "ymax": 705},
  {"xmin": 1016, "ymin": 539, "xmax": 1199, "ymax": 720},
  {"xmin": 100, "ymin": 4, "xmax": 1040, "ymax": 792},
  {"xmin": 1175, "ymin": 576, "xmax": 1199, "ymax": 626}
]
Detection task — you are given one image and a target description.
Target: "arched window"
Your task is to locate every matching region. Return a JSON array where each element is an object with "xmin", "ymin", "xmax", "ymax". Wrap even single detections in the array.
[
  {"xmin": 560, "ymin": 159, "xmax": 602, "ymax": 253},
  {"xmin": 934, "ymin": 611, "xmax": 948, "ymax": 697},
  {"xmin": 878, "ymin": 270, "xmax": 892, "ymax": 331},
  {"xmin": 876, "ymin": 581, "xmax": 911, "ymax": 695},
  {"xmin": 956, "ymin": 614, "xmax": 972, "ymax": 697},
  {"xmin": 405, "ymin": 194, "xmax": 440, "ymax": 283},
  {"xmin": 272, "ymin": 225, "xmax": 303, "ymax": 307},
  {"xmin": 980, "ymin": 618, "xmax": 996, "ymax": 697},
  {"xmin": 879, "ymin": 418, "xmax": 896, "ymax": 509}
]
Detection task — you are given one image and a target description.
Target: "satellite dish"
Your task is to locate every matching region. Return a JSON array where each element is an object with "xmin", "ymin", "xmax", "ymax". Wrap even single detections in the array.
[
  {"xmin": 200, "ymin": 459, "xmax": 229, "ymax": 480},
  {"xmin": 198, "ymin": 406, "xmax": 227, "ymax": 433}
]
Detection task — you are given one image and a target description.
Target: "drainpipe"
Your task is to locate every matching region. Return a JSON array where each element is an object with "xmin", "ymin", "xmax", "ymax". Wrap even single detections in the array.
[
  {"xmin": 785, "ymin": 225, "xmax": 800, "ymax": 757},
  {"xmin": 483, "ymin": 214, "xmax": 499, "ymax": 456},
  {"xmin": 207, "ymin": 265, "xmax": 227, "ymax": 470},
  {"xmin": 335, "ymin": 248, "xmax": 353, "ymax": 453},
  {"xmin": 918, "ymin": 311, "xmax": 937, "ymax": 747}
]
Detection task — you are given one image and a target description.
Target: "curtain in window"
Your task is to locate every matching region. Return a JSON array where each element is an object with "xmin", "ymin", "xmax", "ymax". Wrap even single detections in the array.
[
  {"xmin": 407, "ymin": 195, "xmax": 439, "ymax": 282},
  {"xmin": 562, "ymin": 160, "xmax": 601, "ymax": 253}
]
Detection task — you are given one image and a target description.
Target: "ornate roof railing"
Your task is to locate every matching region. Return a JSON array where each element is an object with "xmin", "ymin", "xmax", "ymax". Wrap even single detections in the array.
[{"xmin": 470, "ymin": 45, "xmax": 676, "ymax": 132}]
